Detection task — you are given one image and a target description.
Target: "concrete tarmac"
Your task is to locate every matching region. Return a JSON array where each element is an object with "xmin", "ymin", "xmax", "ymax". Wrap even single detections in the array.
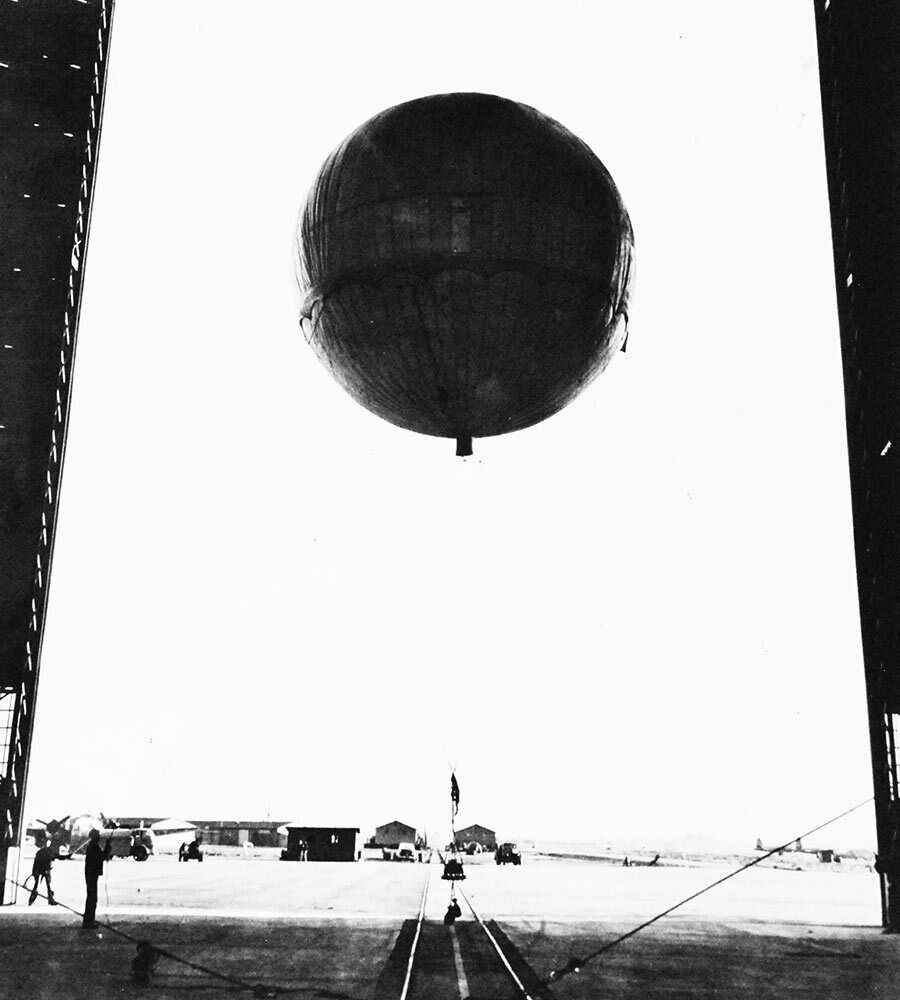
[{"xmin": 1, "ymin": 853, "xmax": 896, "ymax": 998}]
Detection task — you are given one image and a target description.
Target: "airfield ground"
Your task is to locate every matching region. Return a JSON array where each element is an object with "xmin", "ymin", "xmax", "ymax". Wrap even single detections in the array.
[{"xmin": 0, "ymin": 852, "xmax": 896, "ymax": 998}]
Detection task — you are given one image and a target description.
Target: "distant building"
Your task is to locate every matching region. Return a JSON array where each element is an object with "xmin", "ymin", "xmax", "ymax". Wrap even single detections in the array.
[
  {"xmin": 284, "ymin": 826, "xmax": 360, "ymax": 862},
  {"xmin": 455, "ymin": 824, "xmax": 496, "ymax": 852},
  {"xmin": 110, "ymin": 818, "xmax": 288, "ymax": 849},
  {"xmin": 372, "ymin": 820, "xmax": 417, "ymax": 848},
  {"xmin": 190, "ymin": 820, "xmax": 287, "ymax": 848}
]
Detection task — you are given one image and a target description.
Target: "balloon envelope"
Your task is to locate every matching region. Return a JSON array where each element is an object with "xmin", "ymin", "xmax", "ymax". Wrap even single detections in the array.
[{"xmin": 296, "ymin": 93, "xmax": 634, "ymax": 452}]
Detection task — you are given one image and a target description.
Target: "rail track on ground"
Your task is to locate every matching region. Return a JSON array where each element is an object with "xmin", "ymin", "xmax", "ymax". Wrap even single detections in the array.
[{"xmin": 374, "ymin": 863, "xmax": 552, "ymax": 1000}]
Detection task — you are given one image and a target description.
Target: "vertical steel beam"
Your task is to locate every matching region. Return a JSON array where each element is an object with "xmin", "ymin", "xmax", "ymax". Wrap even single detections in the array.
[
  {"xmin": 0, "ymin": 0, "xmax": 115, "ymax": 903},
  {"xmin": 813, "ymin": 0, "xmax": 900, "ymax": 929}
]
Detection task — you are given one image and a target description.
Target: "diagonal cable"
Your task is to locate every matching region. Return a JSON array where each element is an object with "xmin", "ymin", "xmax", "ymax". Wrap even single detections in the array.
[
  {"xmin": 11, "ymin": 878, "xmax": 298, "ymax": 997},
  {"xmin": 545, "ymin": 796, "xmax": 874, "ymax": 985}
]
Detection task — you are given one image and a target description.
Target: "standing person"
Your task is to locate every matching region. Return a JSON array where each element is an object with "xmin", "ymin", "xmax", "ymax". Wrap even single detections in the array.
[
  {"xmin": 29, "ymin": 837, "xmax": 57, "ymax": 906},
  {"xmin": 83, "ymin": 829, "xmax": 111, "ymax": 928}
]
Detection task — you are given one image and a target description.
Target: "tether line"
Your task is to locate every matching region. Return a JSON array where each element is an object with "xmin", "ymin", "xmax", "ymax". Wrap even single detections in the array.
[
  {"xmin": 11, "ymin": 878, "xmax": 294, "ymax": 997},
  {"xmin": 546, "ymin": 795, "xmax": 874, "ymax": 985}
]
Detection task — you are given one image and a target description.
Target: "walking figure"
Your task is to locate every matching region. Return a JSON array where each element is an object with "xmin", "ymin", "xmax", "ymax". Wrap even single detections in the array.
[{"xmin": 29, "ymin": 837, "xmax": 57, "ymax": 906}]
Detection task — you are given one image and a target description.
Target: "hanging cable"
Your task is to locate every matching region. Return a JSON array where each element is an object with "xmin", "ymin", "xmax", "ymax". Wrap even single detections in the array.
[
  {"xmin": 443, "ymin": 770, "xmax": 466, "ymax": 890},
  {"xmin": 545, "ymin": 795, "xmax": 874, "ymax": 986},
  {"xmin": 11, "ymin": 878, "xmax": 292, "ymax": 997}
]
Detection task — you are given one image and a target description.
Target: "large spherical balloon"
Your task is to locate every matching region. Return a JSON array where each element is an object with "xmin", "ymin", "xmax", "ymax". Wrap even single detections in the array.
[{"xmin": 296, "ymin": 93, "xmax": 634, "ymax": 455}]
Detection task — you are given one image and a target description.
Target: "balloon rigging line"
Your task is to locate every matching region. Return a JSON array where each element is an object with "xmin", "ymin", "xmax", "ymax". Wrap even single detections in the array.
[
  {"xmin": 10, "ymin": 878, "xmax": 294, "ymax": 997},
  {"xmin": 544, "ymin": 795, "xmax": 875, "ymax": 985}
]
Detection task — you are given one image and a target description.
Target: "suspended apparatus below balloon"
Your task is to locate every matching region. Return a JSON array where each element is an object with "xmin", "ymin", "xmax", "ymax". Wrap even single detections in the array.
[
  {"xmin": 441, "ymin": 858, "xmax": 466, "ymax": 881},
  {"xmin": 296, "ymin": 92, "xmax": 635, "ymax": 456}
]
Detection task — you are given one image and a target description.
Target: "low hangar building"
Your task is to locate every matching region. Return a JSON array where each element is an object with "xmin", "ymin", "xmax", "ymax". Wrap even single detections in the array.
[
  {"xmin": 455, "ymin": 824, "xmax": 497, "ymax": 852},
  {"xmin": 372, "ymin": 820, "xmax": 417, "ymax": 848}
]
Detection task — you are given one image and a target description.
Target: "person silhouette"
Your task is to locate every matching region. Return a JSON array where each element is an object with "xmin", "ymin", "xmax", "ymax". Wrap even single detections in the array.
[
  {"xmin": 82, "ymin": 829, "xmax": 111, "ymax": 928},
  {"xmin": 29, "ymin": 837, "xmax": 57, "ymax": 906},
  {"xmin": 443, "ymin": 898, "xmax": 462, "ymax": 925}
]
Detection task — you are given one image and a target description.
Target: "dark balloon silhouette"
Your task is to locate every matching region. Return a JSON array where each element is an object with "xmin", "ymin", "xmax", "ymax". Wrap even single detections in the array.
[{"xmin": 296, "ymin": 93, "xmax": 634, "ymax": 455}]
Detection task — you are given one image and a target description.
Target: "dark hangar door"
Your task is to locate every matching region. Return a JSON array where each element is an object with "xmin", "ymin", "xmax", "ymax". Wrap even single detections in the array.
[{"xmin": 0, "ymin": 0, "xmax": 115, "ymax": 902}]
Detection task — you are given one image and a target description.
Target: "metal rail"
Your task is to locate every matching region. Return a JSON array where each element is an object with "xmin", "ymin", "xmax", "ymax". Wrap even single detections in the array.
[
  {"xmin": 457, "ymin": 885, "xmax": 535, "ymax": 1000},
  {"xmin": 398, "ymin": 863, "xmax": 431, "ymax": 1000},
  {"xmin": 398, "ymin": 872, "xmax": 537, "ymax": 1000}
]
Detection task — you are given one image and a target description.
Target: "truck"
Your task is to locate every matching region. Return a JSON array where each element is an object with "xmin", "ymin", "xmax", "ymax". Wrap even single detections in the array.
[
  {"xmin": 495, "ymin": 842, "xmax": 521, "ymax": 865},
  {"xmin": 77, "ymin": 828, "xmax": 154, "ymax": 861}
]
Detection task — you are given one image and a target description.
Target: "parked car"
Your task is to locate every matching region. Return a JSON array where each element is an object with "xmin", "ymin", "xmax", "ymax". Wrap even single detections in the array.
[
  {"xmin": 495, "ymin": 842, "xmax": 521, "ymax": 866},
  {"xmin": 396, "ymin": 842, "xmax": 416, "ymax": 861}
]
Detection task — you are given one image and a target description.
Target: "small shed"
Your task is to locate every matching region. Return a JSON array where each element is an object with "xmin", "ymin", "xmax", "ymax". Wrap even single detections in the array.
[
  {"xmin": 283, "ymin": 825, "xmax": 359, "ymax": 862},
  {"xmin": 373, "ymin": 820, "xmax": 417, "ymax": 848},
  {"xmin": 455, "ymin": 824, "xmax": 497, "ymax": 852}
]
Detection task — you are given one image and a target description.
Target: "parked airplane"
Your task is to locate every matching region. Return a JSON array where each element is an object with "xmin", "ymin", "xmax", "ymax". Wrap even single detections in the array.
[
  {"xmin": 28, "ymin": 813, "xmax": 108, "ymax": 855},
  {"xmin": 755, "ymin": 837, "xmax": 838, "ymax": 862},
  {"xmin": 27, "ymin": 813, "xmax": 195, "ymax": 861}
]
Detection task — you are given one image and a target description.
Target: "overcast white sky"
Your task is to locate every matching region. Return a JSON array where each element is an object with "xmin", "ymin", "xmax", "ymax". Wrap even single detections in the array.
[{"xmin": 24, "ymin": 1, "xmax": 876, "ymax": 851}]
